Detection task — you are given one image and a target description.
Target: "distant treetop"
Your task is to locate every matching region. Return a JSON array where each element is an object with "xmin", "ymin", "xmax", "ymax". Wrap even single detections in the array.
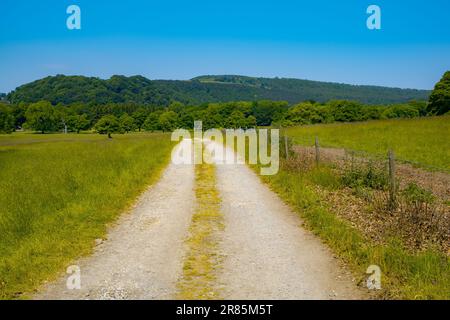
[{"xmin": 7, "ymin": 74, "xmax": 430, "ymax": 106}]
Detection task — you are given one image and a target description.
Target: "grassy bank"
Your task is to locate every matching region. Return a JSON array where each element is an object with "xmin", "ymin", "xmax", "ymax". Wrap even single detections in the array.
[
  {"xmin": 259, "ymin": 165, "xmax": 449, "ymax": 299},
  {"xmin": 286, "ymin": 116, "xmax": 450, "ymax": 170},
  {"xmin": 0, "ymin": 132, "xmax": 174, "ymax": 299}
]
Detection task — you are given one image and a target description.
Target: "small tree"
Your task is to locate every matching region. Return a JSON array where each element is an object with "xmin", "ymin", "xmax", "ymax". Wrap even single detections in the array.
[
  {"xmin": 0, "ymin": 103, "xmax": 15, "ymax": 133},
  {"xmin": 94, "ymin": 115, "xmax": 120, "ymax": 138},
  {"xmin": 158, "ymin": 111, "xmax": 178, "ymax": 132},
  {"xmin": 427, "ymin": 71, "xmax": 450, "ymax": 115},
  {"xmin": 119, "ymin": 113, "xmax": 136, "ymax": 133},
  {"xmin": 67, "ymin": 114, "xmax": 90, "ymax": 133},
  {"xmin": 246, "ymin": 115, "xmax": 257, "ymax": 128},
  {"xmin": 132, "ymin": 108, "xmax": 148, "ymax": 131},
  {"xmin": 24, "ymin": 101, "xmax": 57, "ymax": 133},
  {"xmin": 143, "ymin": 112, "xmax": 161, "ymax": 132}
]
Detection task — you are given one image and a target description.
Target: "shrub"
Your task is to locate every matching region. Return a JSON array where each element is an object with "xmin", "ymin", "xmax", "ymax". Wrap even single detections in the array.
[
  {"xmin": 382, "ymin": 104, "xmax": 420, "ymax": 119},
  {"xmin": 341, "ymin": 162, "xmax": 389, "ymax": 190},
  {"xmin": 329, "ymin": 100, "xmax": 364, "ymax": 122}
]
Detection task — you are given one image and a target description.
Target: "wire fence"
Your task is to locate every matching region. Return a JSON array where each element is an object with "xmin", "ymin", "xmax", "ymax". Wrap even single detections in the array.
[{"xmin": 282, "ymin": 135, "xmax": 450, "ymax": 201}]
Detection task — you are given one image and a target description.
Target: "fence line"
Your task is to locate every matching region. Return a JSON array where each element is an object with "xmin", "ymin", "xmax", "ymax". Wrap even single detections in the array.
[{"xmin": 299, "ymin": 137, "xmax": 450, "ymax": 174}]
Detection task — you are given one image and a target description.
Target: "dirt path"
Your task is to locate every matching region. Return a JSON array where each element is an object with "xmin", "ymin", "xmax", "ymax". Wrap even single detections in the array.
[
  {"xmin": 35, "ymin": 140, "xmax": 364, "ymax": 300},
  {"xmin": 35, "ymin": 140, "xmax": 195, "ymax": 299},
  {"xmin": 207, "ymin": 142, "xmax": 364, "ymax": 299}
]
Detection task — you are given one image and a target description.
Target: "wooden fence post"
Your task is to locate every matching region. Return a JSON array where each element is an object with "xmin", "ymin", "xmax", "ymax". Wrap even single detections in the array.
[
  {"xmin": 315, "ymin": 136, "xmax": 320, "ymax": 165},
  {"xmin": 388, "ymin": 149, "xmax": 396, "ymax": 209},
  {"xmin": 284, "ymin": 135, "xmax": 289, "ymax": 159}
]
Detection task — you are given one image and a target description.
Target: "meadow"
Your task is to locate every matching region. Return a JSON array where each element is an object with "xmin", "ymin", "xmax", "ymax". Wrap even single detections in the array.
[
  {"xmin": 285, "ymin": 116, "xmax": 450, "ymax": 171},
  {"xmin": 249, "ymin": 117, "xmax": 450, "ymax": 299},
  {"xmin": 0, "ymin": 132, "xmax": 174, "ymax": 299}
]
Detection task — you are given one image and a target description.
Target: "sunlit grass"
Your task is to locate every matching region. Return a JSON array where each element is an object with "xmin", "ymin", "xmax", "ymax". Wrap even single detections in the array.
[
  {"xmin": 0, "ymin": 132, "xmax": 174, "ymax": 299},
  {"xmin": 286, "ymin": 116, "xmax": 450, "ymax": 170}
]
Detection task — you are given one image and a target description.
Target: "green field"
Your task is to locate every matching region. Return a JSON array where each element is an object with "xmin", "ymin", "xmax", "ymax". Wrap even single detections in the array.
[
  {"xmin": 286, "ymin": 116, "xmax": 450, "ymax": 171},
  {"xmin": 0, "ymin": 132, "xmax": 174, "ymax": 299}
]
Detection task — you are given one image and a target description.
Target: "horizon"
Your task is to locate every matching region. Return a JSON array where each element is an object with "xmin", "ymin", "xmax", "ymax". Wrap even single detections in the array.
[{"xmin": 1, "ymin": 0, "xmax": 450, "ymax": 92}]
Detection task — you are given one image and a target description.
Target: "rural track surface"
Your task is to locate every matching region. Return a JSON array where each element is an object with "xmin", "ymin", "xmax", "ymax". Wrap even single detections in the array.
[
  {"xmin": 35, "ymin": 140, "xmax": 195, "ymax": 299},
  {"xmin": 35, "ymin": 139, "xmax": 364, "ymax": 300},
  {"xmin": 206, "ymin": 142, "xmax": 364, "ymax": 299}
]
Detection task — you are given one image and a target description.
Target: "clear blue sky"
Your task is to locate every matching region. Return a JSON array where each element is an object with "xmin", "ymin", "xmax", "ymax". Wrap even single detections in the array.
[{"xmin": 1, "ymin": 0, "xmax": 449, "ymax": 92}]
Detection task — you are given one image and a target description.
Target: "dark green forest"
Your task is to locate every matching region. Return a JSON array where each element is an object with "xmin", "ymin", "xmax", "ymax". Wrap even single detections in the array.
[
  {"xmin": 0, "ymin": 72, "xmax": 448, "ymax": 135},
  {"xmin": 7, "ymin": 74, "xmax": 429, "ymax": 106}
]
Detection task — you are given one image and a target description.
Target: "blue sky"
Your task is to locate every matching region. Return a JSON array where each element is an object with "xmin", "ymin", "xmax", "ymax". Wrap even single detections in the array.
[{"xmin": 0, "ymin": 0, "xmax": 449, "ymax": 92}]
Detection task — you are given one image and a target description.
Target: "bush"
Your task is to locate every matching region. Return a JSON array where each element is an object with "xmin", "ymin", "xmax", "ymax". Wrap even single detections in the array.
[
  {"xmin": 285, "ymin": 102, "xmax": 334, "ymax": 125},
  {"xmin": 341, "ymin": 162, "xmax": 389, "ymax": 190},
  {"xmin": 401, "ymin": 182, "xmax": 435, "ymax": 205},
  {"xmin": 382, "ymin": 104, "xmax": 420, "ymax": 119},
  {"xmin": 329, "ymin": 100, "xmax": 364, "ymax": 122}
]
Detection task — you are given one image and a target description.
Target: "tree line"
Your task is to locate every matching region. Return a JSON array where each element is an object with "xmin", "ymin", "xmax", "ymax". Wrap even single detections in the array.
[
  {"xmin": 7, "ymin": 73, "xmax": 430, "ymax": 106},
  {"xmin": 0, "ymin": 98, "xmax": 440, "ymax": 135},
  {"xmin": 0, "ymin": 71, "xmax": 448, "ymax": 135}
]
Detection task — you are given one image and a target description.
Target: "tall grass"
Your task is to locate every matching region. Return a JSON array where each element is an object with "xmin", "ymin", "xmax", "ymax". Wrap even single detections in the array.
[
  {"xmin": 0, "ymin": 132, "xmax": 174, "ymax": 299},
  {"xmin": 286, "ymin": 116, "xmax": 450, "ymax": 170},
  {"xmin": 259, "ymin": 164, "xmax": 449, "ymax": 299}
]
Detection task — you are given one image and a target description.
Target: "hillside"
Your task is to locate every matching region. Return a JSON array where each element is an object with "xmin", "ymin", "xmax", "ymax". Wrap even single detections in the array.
[{"xmin": 7, "ymin": 74, "xmax": 430, "ymax": 106}]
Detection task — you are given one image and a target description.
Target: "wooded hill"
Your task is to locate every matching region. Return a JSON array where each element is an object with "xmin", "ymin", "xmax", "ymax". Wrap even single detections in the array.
[{"xmin": 7, "ymin": 74, "xmax": 429, "ymax": 106}]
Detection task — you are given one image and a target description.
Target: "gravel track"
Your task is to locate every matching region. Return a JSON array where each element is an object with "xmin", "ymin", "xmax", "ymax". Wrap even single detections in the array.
[
  {"xmin": 207, "ymin": 142, "xmax": 364, "ymax": 299},
  {"xmin": 35, "ymin": 140, "xmax": 195, "ymax": 300},
  {"xmin": 35, "ymin": 140, "xmax": 364, "ymax": 300}
]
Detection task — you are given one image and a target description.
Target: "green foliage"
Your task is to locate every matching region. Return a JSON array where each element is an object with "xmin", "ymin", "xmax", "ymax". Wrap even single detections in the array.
[
  {"xmin": 158, "ymin": 111, "xmax": 178, "ymax": 132},
  {"xmin": 94, "ymin": 115, "xmax": 120, "ymax": 137},
  {"xmin": 251, "ymin": 100, "xmax": 288, "ymax": 126},
  {"xmin": 0, "ymin": 104, "xmax": 15, "ymax": 133},
  {"xmin": 143, "ymin": 111, "xmax": 162, "ymax": 132},
  {"xmin": 382, "ymin": 104, "xmax": 420, "ymax": 119},
  {"xmin": 329, "ymin": 100, "xmax": 365, "ymax": 122},
  {"xmin": 341, "ymin": 163, "xmax": 389, "ymax": 190},
  {"xmin": 66, "ymin": 114, "xmax": 90, "ymax": 133},
  {"xmin": 132, "ymin": 108, "xmax": 148, "ymax": 131},
  {"xmin": 7, "ymin": 74, "xmax": 430, "ymax": 106},
  {"xmin": 119, "ymin": 113, "xmax": 136, "ymax": 133},
  {"xmin": 11, "ymin": 102, "xmax": 27, "ymax": 128},
  {"xmin": 285, "ymin": 101, "xmax": 334, "ymax": 125},
  {"xmin": 401, "ymin": 182, "xmax": 435, "ymax": 205},
  {"xmin": 24, "ymin": 101, "xmax": 58, "ymax": 133},
  {"xmin": 427, "ymin": 71, "xmax": 450, "ymax": 115}
]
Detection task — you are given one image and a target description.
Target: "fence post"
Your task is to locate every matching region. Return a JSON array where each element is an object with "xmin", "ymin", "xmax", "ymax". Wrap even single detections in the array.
[
  {"xmin": 388, "ymin": 149, "xmax": 396, "ymax": 209},
  {"xmin": 315, "ymin": 136, "xmax": 320, "ymax": 165},
  {"xmin": 284, "ymin": 135, "xmax": 289, "ymax": 159}
]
